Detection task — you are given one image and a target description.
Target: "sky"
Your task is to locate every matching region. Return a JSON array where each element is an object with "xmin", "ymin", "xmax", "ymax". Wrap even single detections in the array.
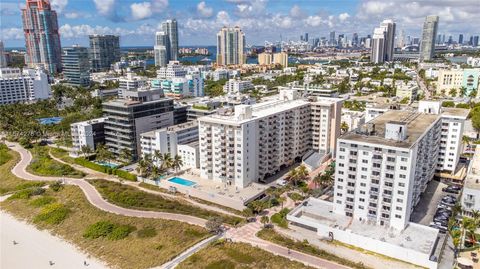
[{"xmin": 1, "ymin": 0, "xmax": 480, "ymax": 48}]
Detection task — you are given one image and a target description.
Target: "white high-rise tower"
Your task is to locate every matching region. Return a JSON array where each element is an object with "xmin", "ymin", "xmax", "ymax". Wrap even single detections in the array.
[
  {"xmin": 371, "ymin": 19, "xmax": 396, "ymax": 64},
  {"xmin": 419, "ymin": 15, "xmax": 439, "ymax": 62}
]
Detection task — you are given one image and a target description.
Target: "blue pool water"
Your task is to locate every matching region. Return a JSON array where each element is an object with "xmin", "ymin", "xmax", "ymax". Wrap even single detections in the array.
[
  {"xmin": 37, "ymin": 117, "xmax": 63, "ymax": 125},
  {"xmin": 168, "ymin": 177, "xmax": 197, "ymax": 187}
]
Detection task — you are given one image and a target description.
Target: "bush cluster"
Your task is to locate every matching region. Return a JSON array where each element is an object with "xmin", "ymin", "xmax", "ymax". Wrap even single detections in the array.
[
  {"xmin": 29, "ymin": 196, "xmax": 56, "ymax": 207},
  {"xmin": 9, "ymin": 187, "xmax": 45, "ymax": 200},
  {"xmin": 34, "ymin": 203, "xmax": 70, "ymax": 225},
  {"xmin": 83, "ymin": 221, "xmax": 135, "ymax": 240}
]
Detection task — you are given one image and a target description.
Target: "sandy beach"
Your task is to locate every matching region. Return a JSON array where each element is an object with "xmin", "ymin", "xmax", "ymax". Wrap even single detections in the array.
[{"xmin": 1, "ymin": 211, "xmax": 109, "ymax": 269}]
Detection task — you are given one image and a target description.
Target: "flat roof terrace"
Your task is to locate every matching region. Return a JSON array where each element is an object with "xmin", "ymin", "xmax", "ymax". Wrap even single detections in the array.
[{"xmin": 340, "ymin": 110, "xmax": 439, "ymax": 148}]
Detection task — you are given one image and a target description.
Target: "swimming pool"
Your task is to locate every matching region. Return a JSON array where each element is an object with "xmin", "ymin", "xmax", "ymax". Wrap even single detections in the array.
[{"xmin": 168, "ymin": 177, "xmax": 197, "ymax": 187}]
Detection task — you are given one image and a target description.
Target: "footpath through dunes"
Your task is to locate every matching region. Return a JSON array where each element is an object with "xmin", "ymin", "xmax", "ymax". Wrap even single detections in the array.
[{"xmin": 6, "ymin": 142, "xmax": 207, "ymax": 227}]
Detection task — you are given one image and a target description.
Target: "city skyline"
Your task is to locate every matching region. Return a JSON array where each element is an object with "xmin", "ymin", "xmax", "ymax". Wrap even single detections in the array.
[{"xmin": 2, "ymin": 0, "xmax": 480, "ymax": 47}]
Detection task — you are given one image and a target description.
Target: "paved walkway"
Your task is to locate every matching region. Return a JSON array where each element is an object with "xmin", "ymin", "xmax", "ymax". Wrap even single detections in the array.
[
  {"xmin": 7, "ymin": 142, "xmax": 206, "ymax": 227},
  {"xmin": 7, "ymin": 142, "xmax": 353, "ymax": 269},
  {"xmin": 47, "ymin": 145, "xmax": 242, "ymax": 218},
  {"xmin": 157, "ymin": 235, "xmax": 221, "ymax": 269}
]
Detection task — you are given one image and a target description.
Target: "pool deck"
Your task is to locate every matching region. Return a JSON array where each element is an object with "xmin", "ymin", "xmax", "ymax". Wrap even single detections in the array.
[{"xmin": 144, "ymin": 169, "xmax": 269, "ymax": 211}]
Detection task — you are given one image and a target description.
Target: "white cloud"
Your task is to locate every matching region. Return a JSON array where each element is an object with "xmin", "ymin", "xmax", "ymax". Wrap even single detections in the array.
[
  {"xmin": 216, "ymin": 10, "xmax": 231, "ymax": 25},
  {"xmin": 130, "ymin": 2, "xmax": 152, "ymax": 20},
  {"xmin": 0, "ymin": 27, "xmax": 23, "ymax": 40},
  {"xmin": 93, "ymin": 0, "xmax": 121, "ymax": 21},
  {"xmin": 304, "ymin": 15, "xmax": 324, "ymax": 27},
  {"xmin": 234, "ymin": 0, "xmax": 267, "ymax": 17},
  {"xmin": 197, "ymin": 1, "xmax": 213, "ymax": 18},
  {"xmin": 51, "ymin": 0, "xmax": 68, "ymax": 13},
  {"xmin": 289, "ymin": 5, "xmax": 304, "ymax": 18},
  {"xmin": 151, "ymin": 0, "xmax": 168, "ymax": 12},
  {"xmin": 59, "ymin": 24, "xmax": 134, "ymax": 38},
  {"xmin": 338, "ymin": 12, "xmax": 350, "ymax": 22}
]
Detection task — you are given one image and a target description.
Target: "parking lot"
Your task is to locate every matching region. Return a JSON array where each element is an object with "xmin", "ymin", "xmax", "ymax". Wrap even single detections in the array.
[{"xmin": 410, "ymin": 179, "xmax": 451, "ymax": 225}]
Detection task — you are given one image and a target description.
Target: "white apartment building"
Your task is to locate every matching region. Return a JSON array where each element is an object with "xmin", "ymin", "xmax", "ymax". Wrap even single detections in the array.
[
  {"xmin": 118, "ymin": 72, "xmax": 147, "ymax": 98},
  {"xmin": 157, "ymin": 61, "xmax": 187, "ymax": 79},
  {"xmin": 198, "ymin": 90, "xmax": 342, "ymax": 188},
  {"xmin": 140, "ymin": 121, "xmax": 199, "ymax": 159},
  {"xmin": 0, "ymin": 67, "xmax": 51, "ymax": 105},
  {"xmin": 462, "ymin": 147, "xmax": 480, "ymax": 217},
  {"xmin": 70, "ymin": 117, "xmax": 107, "ymax": 156},
  {"xmin": 223, "ymin": 79, "xmax": 254, "ymax": 94},
  {"xmin": 334, "ymin": 101, "xmax": 468, "ymax": 230},
  {"xmin": 395, "ymin": 81, "xmax": 418, "ymax": 103},
  {"xmin": 341, "ymin": 110, "xmax": 365, "ymax": 132},
  {"xmin": 177, "ymin": 141, "xmax": 200, "ymax": 169}
]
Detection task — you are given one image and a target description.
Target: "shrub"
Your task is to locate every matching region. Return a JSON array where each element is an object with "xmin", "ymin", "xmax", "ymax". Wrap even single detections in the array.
[
  {"xmin": 74, "ymin": 158, "xmax": 109, "ymax": 173},
  {"xmin": 30, "ymin": 196, "xmax": 56, "ymax": 207},
  {"xmin": 83, "ymin": 221, "xmax": 115, "ymax": 239},
  {"xmin": 205, "ymin": 260, "xmax": 235, "ymax": 269},
  {"xmin": 137, "ymin": 227, "xmax": 157, "ymax": 238},
  {"xmin": 107, "ymin": 225, "xmax": 135, "ymax": 240},
  {"xmin": 0, "ymin": 143, "xmax": 11, "ymax": 166},
  {"xmin": 225, "ymin": 248, "xmax": 255, "ymax": 263},
  {"xmin": 114, "ymin": 169, "xmax": 137, "ymax": 181},
  {"xmin": 49, "ymin": 181, "xmax": 64, "ymax": 192},
  {"xmin": 83, "ymin": 221, "xmax": 136, "ymax": 240},
  {"xmin": 34, "ymin": 203, "xmax": 70, "ymax": 224},
  {"xmin": 9, "ymin": 187, "xmax": 45, "ymax": 200},
  {"xmin": 14, "ymin": 182, "xmax": 45, "ymax": 191}
]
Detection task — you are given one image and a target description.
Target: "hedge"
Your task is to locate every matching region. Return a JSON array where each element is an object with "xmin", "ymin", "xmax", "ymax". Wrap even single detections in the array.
[{"xmin": 74, "ymin": 158, "xmax": 137, "ymax": 181}]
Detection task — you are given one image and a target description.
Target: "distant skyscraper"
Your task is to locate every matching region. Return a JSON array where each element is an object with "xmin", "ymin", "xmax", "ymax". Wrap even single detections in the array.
[
  {"xmin": 161, "ymin": 19, "xmax": 179, "ymax": 62},
  {"xmin": 154, "ymin": 31, "xmax": 169, "ymax": 67},
  {"xmin": 62, "ymin": 45, "xmax": 90, "ymax": 87},
  {"xmin": 216, "ymin": 26, "xmax": 246, "ymax": 66},
  {"xmin": 474, "ymin": 36, "xmax": 479, "ymax": 47},
  {"xmin": 352, "ymin": 33, "xmax": 359, "ymax": 47},
  {"xmin": 448, "ymin": 35, "xmax": 453, "ymax": 44},
  {"xmin": 419, "ymin": 15, "xmax": 439, "ymax": 62},
  {"xmin": 22, "ymin": 0, "xmax": 62, "ymax": 73},
  {"xmin": 89, "ymin": 35, "xmax": 120, "ymax": 71},
  {"xmin": 154, "ymin": 19, "xmax": 179, "ymax": 67},
  {"xmin": 437, "ymin": 34, "xmax": 442, "ymax": 45},
  {"xmin": 397, "ymin": 29, "xmax": 405, "ymax": 48},
  {"xmin": 329, "ymin": 31, "xmax": 336, "ymax": 46},
  {"xmin": 371, "ymin": 19, "xmax": 396, "ymax": 64},
  {"xmin": 458, "ymin": 34, "xmax": 464, "ymax": 45},
  {"xmin": 305, "ymin": 33, "xmax": 309, "ymax": 42},
  {"xmin": 0, "ymin": 40, "xmax": 6, "ymax": 68}
]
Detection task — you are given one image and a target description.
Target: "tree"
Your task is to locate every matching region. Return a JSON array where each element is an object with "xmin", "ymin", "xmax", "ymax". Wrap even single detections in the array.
[
  {"xmin": 248, "ymin": 200, "xmax": 268, "ymax": 214},
  {"xmin": 340, "ymin": 122, "xmax": 349, "ymax": 134},
  {"xmin": 277, "ymin": 196, "xmax": 286, "ymax": 209},
  {"xmin": 119, "ymin": 148, "xmax": 132, "ymax": 163},
  {"xmin": 296, "ymin": 165, "xmax": 309, "ymax": 182},
  {"xmin": 95, "ymin": 144, "xmax": 110, "ymax": 162},
  {"xmin": 441, "ymin": 101, "xmax": 455, "ymax": 108},
  {"xmin": 459, "ymin": 87, "xmax": 468, "ymax": 97},
  {"xmin": 80, "ymin": 145, "xmax": 92, "ymax": 158},
  {"xmin": 260, "ymin": 215, "xmax": 270, "ymax": 228},
  {"xmin": 161, "ymin": 153, "xmax": 173, "ymax": 170},
  {"xmin": 172, "ymin": 155, "xmax": 183, "ymax": 172},
  {"xmin": 449, "ymin": 88, "xmax": 457, "ymax": 97},
  {"xmin": 206, "ymin": 216, "xmax": 223, "ymax": 234},
  {"xmin": 469, "ymin": 89, "xmax": 478, "ymax": 99},
  {"xmin": 462, "ymin": 135, "xmax": 471, "ymax": 149},
  {"xmin": 285, "ymin": 168, "xmax": 298, "ymax": 187}
]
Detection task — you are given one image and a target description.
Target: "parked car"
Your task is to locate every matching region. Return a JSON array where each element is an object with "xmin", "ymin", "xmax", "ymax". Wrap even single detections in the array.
[
  {"xmin": 442, "ymin": 186, "xmax": 460, "ymax": 194},
  {"xmin": 441, "ymin": 200, "xmax": 455, "ymax": 207}
]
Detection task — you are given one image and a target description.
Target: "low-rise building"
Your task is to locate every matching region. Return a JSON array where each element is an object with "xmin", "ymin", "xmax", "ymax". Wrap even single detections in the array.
[
  {"xmin": 223, "ymin": 78, "xmax": 254, "ymax": 94},
  {"xmin": 462, "ymin": 147, "xmax": 480, "ymax": 217},
  {"xmin": 395, "ymin": 81, "xmax": 418, "ymax": 103},
  {"xmin": 436, "ymin": 68, "xmax": 480, "ymax": 97},
  {"xmin": 70, "ymin": 117, "xmax": 107, "ymax": 156},
  {"xmin": 177, "ymin": 141, "xmax": 200, "ymax": 169}
]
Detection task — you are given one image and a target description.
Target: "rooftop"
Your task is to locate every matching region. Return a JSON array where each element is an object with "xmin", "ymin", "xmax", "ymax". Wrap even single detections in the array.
[
  {"xmin": 340, "ymin": 110, "xmax": 439, "ymax": 148},
  {"xmin": 465, "ymin": 147, "xmax": 480, "ymax": 190},
  {"xmin": 141, "ymin": 121, "xmax": 198, "ymax": 138},
  {"xmin": 289, "ymin": 198, "xmax": 439, "ymax": 255},
  {"xmin": 104, "ymin": 97, "xmax": 172, "ymax": 108}
]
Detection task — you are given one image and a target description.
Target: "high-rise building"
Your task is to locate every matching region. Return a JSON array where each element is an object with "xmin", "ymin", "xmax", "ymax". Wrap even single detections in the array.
[
  {"xmin": 459, "ymin": 34, "xmax": 464, "ymax": 45},
  {"xmin": 89, "ymin": 35, "xmax": 120, "ymax": 71},
  {"xmin": 0, "ymin": 41, "xmax": 6, "ymax": 68},
  {"xmin": 396, "ymin": 29, "xmax": 405, "ymax": 48},
  {"xmin": 305, "ymin": 33, "xmax": 309, "ymax": 42},
  {"xmin": 371, "ymin": 19, "xmax": 396, "ymax": 63},
  {"xmin": 62, "ymin": 46, "xmax": 90, "ymax": 87},
  {"xmin": 216, "ymin": 26, "xmax": 246, "ymax": 66},
  {"xmin": 154, "ymin": 31, "xmax": 169, "ymax": 67},
  {"xmin": 0, "ymin": 67, "xmax": 51, "ymax": 104},
  {"xmin": 329, "ymin": 31, "xmax": 336, "ymax": 46},
  {"xmin": 154, "ymin": 19, "xmax": 179, "ymax": 67},
  {"xmin": 22, "ymin": 0, "xmax": 62, "ymax": 74},
  {"xmin": 419, "ymin": 15, "xmax": 439, "ymax": 62},
  {"xmin": 474, "ymin": 36, "xmax": 479, "ymax": 47},
  {"xmin": 258, "ymin": 52, "xmax": 288, "ymax": 68},
  {"xmin": 162, "ymin": 19, "xmax": 179, "ymax": 61},
  {"xmin": 198, "ymin": 90, "xmax": 342, "ymax": 188},
  {"xmin": 352, "ymin": 33, "xmax": 359, "ymax": 47}
]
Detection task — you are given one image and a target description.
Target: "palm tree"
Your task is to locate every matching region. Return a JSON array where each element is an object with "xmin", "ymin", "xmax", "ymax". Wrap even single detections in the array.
[
  {"xmin": 459, "ymin": 86, "xmax": 468, "ymax": 97},
  {"xmin": 136, "ymin": 158, "xmax": 149, "ymax": 178},
  {"xmin": 469, "ymin": 89, "xmax": 478, "ymax": 99},
  {"xmin": 296, "ymin": 165, "xmax": 309, "ymax": 182},
  {"xmin": 277, "ymin": 196, "xmax": 286, "ymax": 209},
  {"xmin": 95, "ymin": 144, "xmax": 109, "ymax": 162},
  {"xmin": 462, "ymin": 135, "xmax": 471, "ymax": 151},
  {"xmin": 153, "ymin": 150, "xmax": 163, "ymax": 167},
  {"xmin": 172, "ymin": 155, "xmax": 183, "ymax": 172},
  {"xmin": 80, "ymin": 145, "xmax": 92, "ymax": 158},
  {"xmin": 162, "ymin": 153, "xmax": 173, "ymax": 170},
  {"xmin": 119, "ymin": 148, "xmax": 132, "ymax": 163},
  {"xmin": 449, "ymin": 88, "xmax": 457, "ymax": 97},
  {"xmin": 285, "ymin": 168, "xmax": 298, "ymax": 187},
  {"xmin": 260, "ymin": 215, "xmax": 270, "ymax": 228},
  {"xmin": 340, "ymin": 122, "xmax": 349, "ymax": 134}
]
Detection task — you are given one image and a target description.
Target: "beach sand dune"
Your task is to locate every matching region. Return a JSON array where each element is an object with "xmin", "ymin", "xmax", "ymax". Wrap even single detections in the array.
[{"xmin": 1, "ymin": 211, "xmax": 109, "ymax": 269}]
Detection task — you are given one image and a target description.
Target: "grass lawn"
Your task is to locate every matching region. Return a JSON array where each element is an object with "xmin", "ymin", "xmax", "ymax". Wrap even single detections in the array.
[
  {"xmin": 89, "ymin": 179, "xmax": 244, "ymax": 226},
  {"xmin": 49, "ymin": 147, "xmax": 76, "ymax": 164},
  {"xmin": 138, "ymin": 182, "xmax": 247, "ymax": 217},
  {"xmin": 177, "ymin": 241, "xmax": 314, "ymax": 269},
  {"xmin": 27, "ymin": 146, "xmax": 85, "ymax": 178},
  {"xmin": 0, "ymin": 143, "xmax": 12, "ymax": 166},
  {"xmin": 257, "ymin": 228, "xmax": 372, "ymax": 269},
  {"xmin": 0, "ymin": 147, "xmax": 46, "ymax": 195},
  {"xmin": 0, "ymin": 185, "xmax": 210, "ymax": 269}
]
